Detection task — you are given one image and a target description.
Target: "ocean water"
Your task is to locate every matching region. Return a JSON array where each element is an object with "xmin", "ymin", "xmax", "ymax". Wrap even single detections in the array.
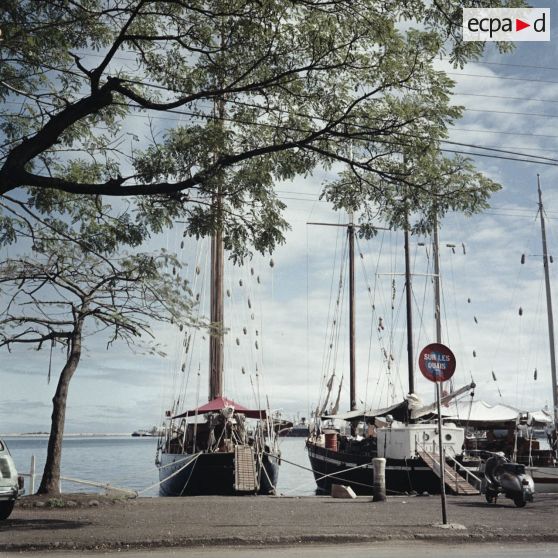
[{"xmin": 4, "ymin": 436, "xmax": 316, "ymax": 497}]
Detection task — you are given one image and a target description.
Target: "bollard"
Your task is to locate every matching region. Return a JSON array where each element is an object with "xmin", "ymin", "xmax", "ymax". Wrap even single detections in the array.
[
  {"xmin": 30, "ymin": 455, "xmax": 36, "ymax": 495},
  {"xmin": 372, "ymin": 457, "xmax": 386, "ymax": 502}
]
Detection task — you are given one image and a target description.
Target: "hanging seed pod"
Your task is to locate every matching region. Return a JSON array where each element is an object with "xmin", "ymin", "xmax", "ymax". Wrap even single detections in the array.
[
  {"xmin": 383, "ymin": 348, "xmax": 388, "ymax": 359},
  {"xmin": 181, "ymin": 363, "xmax": 186, "ymax": 372},
  {"xmin": 172, "ymin": 266, "xmax": 176, "ymax": 275},
  {"xmin": 551, "ymin": 256, "xmax": 554, "ymax": 263},
  {"xmin": 467, "ymin": 298, "xmax": 471, "ymax": 303},
  {"xmin": 251, "ymin": 313, "xmax": 255, "ymax": 320},
  {"xmin": 226, "ymin": 289, "xmax": 231, "ymax": 297},
  {"xmin": 248, "ymin": 298, "xmax": 252, "ymax": 309},
  {"xmin": 521, "ymin": 254, "xmax": 526, "ymax": 264},
  {"xmin": 462, "ymin": 243, "xmax": 466, "ymax": 255},
  {"xmin": 243, "ymin": 327, "xmax": 247, "ymax": 335},
  {"xmin": 180, "ymin": 240, "xmax": 184, "ymax": 249},
  {"xmin": 390, "ymin": 353, "xmax": 395, "ymax": 361},
  {"xmin": 255, "ymin": 340, "xmax": 259, "ymax": 349},
  {"xmin": 269, "ymin": 259, "xmax": 275, "ymax": 268},
  {"xmin": 378, "ymin": 317, "xmax": 384, "ymax": 330},
  {"xmin": 257, "ymin": 276, "xmax": 261, "ymax": 284},
  {"xmin": 474, "ymin": 316, "xmax": 478, "ymax": 324},
  {"xmin": 242, "ymin": 367, "xmax": 246, "ymax": 375},
  {"xmin": 330, "ymin": 343, "xmax": 333, "ymax": 349},
  {"xmin": 368, "ymin": 287, "xmax": 372, "ymax": 293},
  {"xmin": 195, "ymin": 293, "xmax": 200, "ymax": 302},
  {"xmin": 519, "ymin": 307, "xmax": 523, "ymax": 316},
  {"xmin": 534, "ymin": 368, "xmax": 538, "ymax": 380},
  {"xmin": 195, "ymin": 266, "xmax": 200, "ymax": 275},
  {"xmin": 236, "ymin": 338, "xmax": 240, "ymax": 346},
  {"xmin": 239, "ymin": 279, "xmax": 243, "ymax": 287},
  {"xmin": 179, "ymin": 324, "xmax": 184, "ymax": 332},
  {"xmin": 251, "ymin": 267, "xmax": 254, "ymax": 275},
  {"xmin": 255, "ymin": 330, "xmax": 259, "ymax": 336},
  {"xmin": 360, "ymin": 253, "xmax": 364, "ymax": 259},
  {"xmin": 472, "ymin": 350, "xmax": 476, "ymax": 357},
  {"xmin": 492, "ymin": 371, "xmax": 497, "ymax": 381},
  {"xmin": 387, "ymin": 360, "xmax": 391, "ymax": 370}
]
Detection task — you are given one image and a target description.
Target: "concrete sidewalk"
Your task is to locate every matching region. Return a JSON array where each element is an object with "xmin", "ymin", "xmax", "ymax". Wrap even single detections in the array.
[{"xmin": 1, "ymin": 493, "xmax": 557, "ymax": 552}]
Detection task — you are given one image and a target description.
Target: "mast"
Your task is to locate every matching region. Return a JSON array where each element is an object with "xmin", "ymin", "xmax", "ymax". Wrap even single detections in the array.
[
  {"xmin": 536, "ymin": 175, "xmax": 558, "ymax": 433},
  {"xmin": 209, "ymin": 93, "xmax": 225, "ymax": 401},
  {"xmin": 433, "ymin": 214, "xmax": 442, "ymax": 344},
  {"xmin": 209, "ymin": 210, "xmax": 224, "ymax": 400},
  {"xmin": 404, "ymin": 209, "xmax": 415, "ymax": 396},
  {"xmin": 348, "ymin": 215, "xmax": 357, "ymax": 411}
]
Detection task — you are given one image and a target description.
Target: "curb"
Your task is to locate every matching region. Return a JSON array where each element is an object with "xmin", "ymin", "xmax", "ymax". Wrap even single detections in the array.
[{"xmin": 2, "ymin": 532, "xmax": 558, "ymax": 552}]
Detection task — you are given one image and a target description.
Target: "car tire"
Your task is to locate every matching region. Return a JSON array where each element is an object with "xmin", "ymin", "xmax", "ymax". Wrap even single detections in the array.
[{"xmin": 0, "ymin": 501, "xmax": 15, "ymax": 520}]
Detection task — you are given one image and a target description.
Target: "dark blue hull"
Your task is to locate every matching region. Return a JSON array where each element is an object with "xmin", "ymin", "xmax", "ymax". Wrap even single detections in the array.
[
  {"xmin": 307, "ymin": 441, "xmax": 443, "ymax": 495},
  {"xmin": 159, "ymin": 451, "xmax": 279, "ymax": 496}
]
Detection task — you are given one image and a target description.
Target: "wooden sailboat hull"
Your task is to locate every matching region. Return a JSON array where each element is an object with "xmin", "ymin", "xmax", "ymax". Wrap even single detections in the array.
[
  {"xmin": 307, "ymin": 441, "xmax": 445, "ymax": 495},
  {"xmin": 159, "ymin": 451, "xmax": 279, "ymax": 496}
]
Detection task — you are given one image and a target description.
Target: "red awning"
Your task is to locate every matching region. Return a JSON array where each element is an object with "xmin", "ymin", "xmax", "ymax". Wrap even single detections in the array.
[{"xmin": 173, "ymin": 396, "xmax": 267, "ymax": 420}]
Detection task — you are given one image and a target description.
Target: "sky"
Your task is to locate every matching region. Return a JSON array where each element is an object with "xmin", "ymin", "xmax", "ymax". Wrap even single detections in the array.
[{"xmin": 3, "ymin": 4, "xmax": 558, "ymax": 434}]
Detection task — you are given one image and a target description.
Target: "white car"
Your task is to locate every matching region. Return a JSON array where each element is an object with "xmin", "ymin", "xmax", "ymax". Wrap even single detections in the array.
[{"xmin": 0, "ymin": 439, "xmax": 23, "ymax": 520}]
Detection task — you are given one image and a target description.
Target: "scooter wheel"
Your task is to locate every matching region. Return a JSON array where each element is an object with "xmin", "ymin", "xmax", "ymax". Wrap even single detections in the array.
[
  {"xmin": 485, "ymin": 494, "xmax": 495, "ymax": 504},
  {"xmin": 513, "ymin": 496, "xmax": 527, "ymax": 508}
]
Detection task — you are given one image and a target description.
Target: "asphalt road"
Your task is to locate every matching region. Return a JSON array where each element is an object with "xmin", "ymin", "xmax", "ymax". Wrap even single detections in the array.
[{"xmin": 3, "ymin": 493, "xmax": 558, "ymax": 552}]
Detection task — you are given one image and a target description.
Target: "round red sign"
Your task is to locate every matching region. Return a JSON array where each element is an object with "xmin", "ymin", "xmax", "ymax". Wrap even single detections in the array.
[{"xmin": 418, "ymin": 343, "xmax": 456, "ymax": 383}]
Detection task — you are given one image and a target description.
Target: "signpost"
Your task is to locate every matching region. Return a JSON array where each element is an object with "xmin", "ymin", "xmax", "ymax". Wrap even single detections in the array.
[{"xmin": 418, "ymin": 343, "xmax": 456, "ymax": 526}]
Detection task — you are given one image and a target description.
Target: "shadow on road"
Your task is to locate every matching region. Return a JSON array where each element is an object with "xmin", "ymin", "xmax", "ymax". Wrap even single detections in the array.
[{"xmin": 0, "ymin": 518, "xmax": 89, "ymax": 531}]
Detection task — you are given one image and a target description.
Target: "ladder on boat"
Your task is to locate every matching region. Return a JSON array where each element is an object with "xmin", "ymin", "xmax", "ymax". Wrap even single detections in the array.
[
  {"xmin": 234, "ymin": 445, "xmax": 260, "ymax": 492},
  {"xmin": 418, "ymin": 451, "xmax": 479, "ymax": 495}
]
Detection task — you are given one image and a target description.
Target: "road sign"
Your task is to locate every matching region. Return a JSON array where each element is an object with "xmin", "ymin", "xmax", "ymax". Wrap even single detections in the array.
[{"xmin": 418, "ymin": 343, "xmax": 456, "ymax": 383}]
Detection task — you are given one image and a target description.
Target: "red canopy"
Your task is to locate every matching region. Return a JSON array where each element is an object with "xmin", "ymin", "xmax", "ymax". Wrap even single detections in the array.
[{"xmin": 173, "ymin": 396, "xmax": 267, "ymax": 420}]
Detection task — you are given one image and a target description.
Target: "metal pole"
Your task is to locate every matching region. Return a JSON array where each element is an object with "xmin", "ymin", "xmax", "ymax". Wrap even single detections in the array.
[
  {"xmin": 537, "ymin": 175, "xmax": 558, "ymax": 439},
  {"xmin": 436, "ymin": 381, "xmax": 448, "ymax": 524},
  {"xmin": 348, "ymin": 217, "xmax": 356, "ymax": 411}
]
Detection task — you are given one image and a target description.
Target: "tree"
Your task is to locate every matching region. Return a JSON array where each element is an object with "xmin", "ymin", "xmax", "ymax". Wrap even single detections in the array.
[
  {"xmin": 0, "ymin": 0, "xmax": 525, "ymax": 256},
  {"xmin": 0, "ymin": 199, "xmax": 199, "ymax": 495}
]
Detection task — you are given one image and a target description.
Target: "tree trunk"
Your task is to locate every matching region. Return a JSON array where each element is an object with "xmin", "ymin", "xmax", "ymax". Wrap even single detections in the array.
[{"xmin": 37, "ymin": 325, "xmax": 83, "ymax": 495}]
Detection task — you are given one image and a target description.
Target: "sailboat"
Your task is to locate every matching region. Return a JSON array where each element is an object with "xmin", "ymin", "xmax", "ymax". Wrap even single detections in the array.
[
  {"xmin": 306, "ymin": 215, "xmax": 478, "ymax": 496},
  {"xmin": 513, "ymin": 177, "xmax": 558, "ymax": 491},
  {"xmin": 155, "ymin": 225, "xmax": 280, "ymax": 496}
]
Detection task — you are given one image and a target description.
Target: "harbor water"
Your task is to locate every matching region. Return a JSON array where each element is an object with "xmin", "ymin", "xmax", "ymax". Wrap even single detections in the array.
[{"xmin": 4, "ymin": 436, "xmax": 316, "ymax": 496}]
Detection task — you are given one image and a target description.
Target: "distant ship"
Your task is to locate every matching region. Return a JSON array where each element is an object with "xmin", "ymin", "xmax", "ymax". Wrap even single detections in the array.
[
  {"xmin": 278, "ymin": 418, "xmax": 309, "ymax": 437},
  {"xmin": 131, "ymin": 429, "xmax": 158, "ymax": 437}
]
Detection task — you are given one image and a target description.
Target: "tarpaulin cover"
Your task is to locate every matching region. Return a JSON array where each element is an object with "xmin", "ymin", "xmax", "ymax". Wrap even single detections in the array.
[
  {"xmin": 321, "ymin": 400, "xmax": 409, "ymax": 423},
  {"xmin": 444, "ymin": 400, "xmax": 552, "ymax": 427},
  {"xmin": 173, "ymin": 396, "xmax": 267, "ymax": 420}
]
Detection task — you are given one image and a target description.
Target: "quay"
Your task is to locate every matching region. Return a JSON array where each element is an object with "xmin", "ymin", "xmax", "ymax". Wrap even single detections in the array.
[{"xmin": 1, "ymin": 493, "xmax": 557, "ymax": 552}]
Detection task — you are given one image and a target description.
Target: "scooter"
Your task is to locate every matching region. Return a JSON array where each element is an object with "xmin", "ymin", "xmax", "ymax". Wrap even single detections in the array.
[{"xmin": 482, "ymin": 452, "xmax": 535, "ymax": 508}]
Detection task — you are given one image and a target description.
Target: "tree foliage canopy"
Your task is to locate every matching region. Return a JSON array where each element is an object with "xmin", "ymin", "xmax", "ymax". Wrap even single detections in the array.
[{"xmin": 0, "ymin": 0, "xmax": 525, "ymax": 254}]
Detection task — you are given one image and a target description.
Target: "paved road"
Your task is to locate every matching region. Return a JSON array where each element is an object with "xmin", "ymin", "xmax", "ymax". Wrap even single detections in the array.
[
  {"xmin": 4, "ymin": 542, "xmax": 558, "ymax": 558},
  {"xmin": 3, "ymin": 493, "xmax": 557, "ymax": 552}
]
